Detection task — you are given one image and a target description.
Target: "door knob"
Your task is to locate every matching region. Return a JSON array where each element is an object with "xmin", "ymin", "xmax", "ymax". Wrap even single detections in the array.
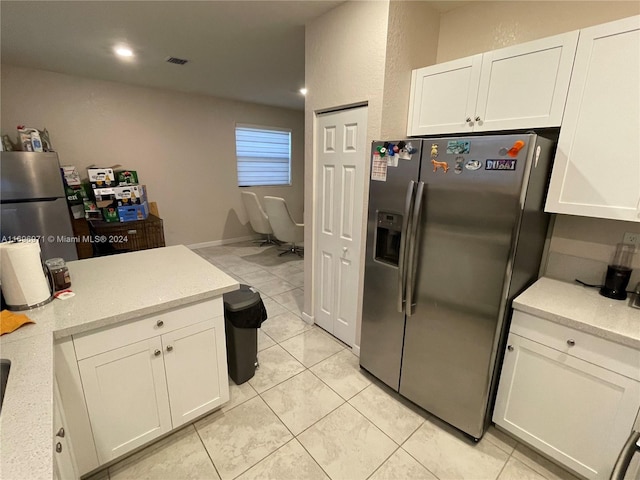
[
  {"xmin": 566, "ymin": 339, "xmax": 575, "ymax": 347},
  {"xmin": 475, "ymin": 116, "xmax": 481, "ymax": 122},
  {"xmin": 56, "ymin": 428, "xmax": 65, "ymax": 438},
  {"xmin": 166, "ymin": 345, "xmax": 174, "ymax": 352},
  {"xmin": 56, "ymin": 442, "xmax": 63, "ymax": 453},
  {"xmin": 154, "ymin": 349, "xmax": 161, "ymax": 356},
  {"xmin": 466, "ymin": 117, "xmax": 472, "ymax": 123},
  {"xmin": 156, "ymin": 320, "xmax": 164, "ymax": 327},
  {"xmin": 507, "ymin": 345, "xmax": 514, "ymax": 351},
  {"xmin": 343, "ymin": 247, "xmax": 348, "ymax": 252}
]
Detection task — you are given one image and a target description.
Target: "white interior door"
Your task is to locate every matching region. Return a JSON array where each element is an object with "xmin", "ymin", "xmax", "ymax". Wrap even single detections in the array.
[{"xmin": 314, "ymin": 106, "xmax": 367, "ymax": 347}]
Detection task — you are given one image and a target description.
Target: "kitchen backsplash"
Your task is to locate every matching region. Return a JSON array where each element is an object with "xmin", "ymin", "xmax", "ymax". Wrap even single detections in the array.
[{"xmin": 543, "ymin": 214, "xmax": 640, "ymax": 288}]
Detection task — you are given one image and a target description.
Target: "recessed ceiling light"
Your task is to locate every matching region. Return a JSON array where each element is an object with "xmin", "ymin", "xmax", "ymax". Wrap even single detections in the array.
[
  {"xmin": 299, "ymin": 88, "xmax": 307, "ymax": 95},
  {"xmin": 114, "ymin": 46, "xmax": 134, "ymax": 57}
]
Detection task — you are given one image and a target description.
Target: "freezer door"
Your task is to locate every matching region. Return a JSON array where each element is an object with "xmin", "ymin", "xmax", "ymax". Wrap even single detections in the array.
[
  {"xmin": 360, "ymin": 140, "xmax": 421, "ymax": 390},
  {"xmin": 0, "ymin": 152, "xmax": 64, "ymax": 201},
  {"xmin": 399, "ymin": 134, "xmax": 534, "ymax": 438},
  {"xmin": 1, "ymin": 198, "xmax": 78, "ymax": 261}
]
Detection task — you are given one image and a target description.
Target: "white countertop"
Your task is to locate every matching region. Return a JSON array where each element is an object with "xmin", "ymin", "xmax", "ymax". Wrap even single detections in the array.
[
  {"xmin": 0, "ymin": 245, "xmax": 238, "ymax": 480},
  {"xmin": 513, "ymin": 277, "xmax": 640, "ymax": 349}
]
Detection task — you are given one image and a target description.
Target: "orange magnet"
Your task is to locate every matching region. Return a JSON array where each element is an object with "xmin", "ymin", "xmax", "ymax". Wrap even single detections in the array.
[
  {"xmin": 507, "ymin": 140, "xmax": 525, "ymax": 157},
  {"xmin": 431, "ymin": 159, "xmax": 449, "ymax": 173}
]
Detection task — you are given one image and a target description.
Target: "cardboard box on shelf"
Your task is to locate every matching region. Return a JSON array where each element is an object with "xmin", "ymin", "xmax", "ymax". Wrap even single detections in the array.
[
  {"xmin": 101, "ymin": 206, "xmax": 120, "ymax": 223},
  {"xmin": 92, "ymin": 187, "xmax": 117, "ymax": 203},
  {"xmin": 83, "ymin": 199, "xmax": 98, "ymax": 213},
  {"xmin": 114, "ymin": 185, "xmax": 146, "ymax": 206},
  {"xmin": 118, "ymin": 202, "xmax": 149, "ymax": 222},
  {"xmin": 83, "ymin": 199, "xmax": 102, "ymax": 220},
  {"xmin": 115, "ymin": 170, "xmax": 139, "ymax": 185},
  {"xmin": 61, "ymin": 166, "xmax": 81, "ymax": 186},
  {"xmin": 65, "ymin": 184, "xmax": 90, "ymax": 205},
  {"xmin": 87, "ymin": 168, "xmax": 116, "ymax": 188}
]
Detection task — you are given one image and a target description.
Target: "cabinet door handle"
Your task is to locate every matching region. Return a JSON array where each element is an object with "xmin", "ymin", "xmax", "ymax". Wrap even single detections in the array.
[
  {"xmin": 56, "ymin": 442, "xmax": 63, "ymax": 453},
  {"xmin": 567, "ymin": 339, "xmax": 576, "ymax": 347},
  {"xmin": 465, "ymin": 117, "xmax": 472, "ymax": 122},
  {"xmin": 475, "ymin": 116, "xmax": 481, "ymax": 122},
  {"xmin": 507, "ymin": 345, "xmax": 514, "ymax": 352},
  {"xmin": 56, "ymin": 428, "xmax": 65, "ymax": 438},
  {"xmin": 154, "ymin": 349, "xmax": 162, "ymax": 356},
  {"xmin": 166, "ymin": 345, "xmax": 174, "ymax": 352},
  {"xmin": 157, "ymin": 320, "xmax": 164, "ymax": 327}
]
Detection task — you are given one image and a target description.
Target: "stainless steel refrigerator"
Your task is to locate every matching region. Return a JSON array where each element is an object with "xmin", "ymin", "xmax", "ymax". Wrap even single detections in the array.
[
  {"xmin": 1, "ymin": 152, "xmax": 78, "ymax": 261},
  {"xmin": 360, "ymin": 133, "xmax": 554, "ymax": 440}
]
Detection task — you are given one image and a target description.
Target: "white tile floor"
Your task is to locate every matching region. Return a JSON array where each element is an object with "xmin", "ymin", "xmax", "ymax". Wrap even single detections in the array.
[{"xmin": 88, "ymin": 241, "xmax": 580, "ymax": 480}]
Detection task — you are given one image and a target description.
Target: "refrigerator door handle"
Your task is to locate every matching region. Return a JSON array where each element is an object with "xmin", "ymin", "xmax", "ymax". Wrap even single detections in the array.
[
  {"xmin": 610, "ymin": 430, "xmax": 639, "ymax": 480},
  {"xmin": 397, "ymin": 181, "xmax": 416, "ymax": 313},
  {"xmin": 406, "ymin": 181, "xmax": 424, "ymax": 317}
]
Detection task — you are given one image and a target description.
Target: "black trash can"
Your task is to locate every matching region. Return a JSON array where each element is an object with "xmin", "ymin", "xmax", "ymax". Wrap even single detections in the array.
[{"xmin": 223, "ymin": 284, "xmax": 268, "ymax": 384}]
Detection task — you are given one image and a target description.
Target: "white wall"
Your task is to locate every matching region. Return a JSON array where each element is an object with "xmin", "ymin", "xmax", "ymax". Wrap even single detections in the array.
[
  {"xmin": 437, "ymin": 1, "xmax": 640, "ymax": 63},
  {"xmin": 435, "ymin": 1, "xmax": 640, "ymax": 288},
  {"xmin": 304, "ymin": 0, "xmax": 442, "ymax": 346},
  {"xmin": 381, "ymin": 1, "xmax": 440, "ymax": 138},
  {"xmin": 0, "ymin": 64, "xmax": 304, "ymax": 246},
  {"xmin": 304, "ymin": 0, "xmax": 391, "ymax": 334}
]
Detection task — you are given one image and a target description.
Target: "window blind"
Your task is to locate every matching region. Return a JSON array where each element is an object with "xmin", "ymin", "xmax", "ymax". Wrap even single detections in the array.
[{"xmin": 236, "ymin": 126, "xmax": 291, "ymax": 186}]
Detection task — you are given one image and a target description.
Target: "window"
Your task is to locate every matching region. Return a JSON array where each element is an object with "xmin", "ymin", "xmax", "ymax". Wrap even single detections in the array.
[{"xmin": 235, "ymin": 125, "xmax": 291, "ymax": 186}]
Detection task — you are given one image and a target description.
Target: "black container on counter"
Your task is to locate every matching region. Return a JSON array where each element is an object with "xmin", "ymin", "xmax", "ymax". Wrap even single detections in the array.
[{"xmin": 45, "ymin": 258, "xmax": 71, "ymax": 291}]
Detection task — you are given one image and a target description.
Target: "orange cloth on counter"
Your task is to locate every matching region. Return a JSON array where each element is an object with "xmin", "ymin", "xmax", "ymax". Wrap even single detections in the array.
[{"xmin": 0, "ymin": 310, "xmax": 34, "ymax": 335}]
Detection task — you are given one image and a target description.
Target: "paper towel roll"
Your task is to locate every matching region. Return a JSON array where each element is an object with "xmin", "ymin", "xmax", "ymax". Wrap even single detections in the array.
[{"xmin": 0, "ymin": 241, "xmax": 52, "ymax": 310}]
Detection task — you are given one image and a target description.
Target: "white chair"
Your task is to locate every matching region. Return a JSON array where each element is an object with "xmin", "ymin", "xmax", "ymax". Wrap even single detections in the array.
[
  {"xmin": 263, "ymin": 196, "xmax": 304, "ymax": 256},
  {"xmin": 241, "ymin": 191, "xmax": 279, "ymax": 246}
]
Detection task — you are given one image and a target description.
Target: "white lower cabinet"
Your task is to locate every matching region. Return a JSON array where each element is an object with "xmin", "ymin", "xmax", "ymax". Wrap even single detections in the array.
[
  {"xmin": 494, "ymin": 312, "xmax": 640, "ymax": 479},
  {"xmin": 54, "ymin": 380, "xmax": 79, "ymax": 480},
  {"xmin": 162, "ymin": 320, "xmax": 227, "ymax": 427},
  {"xmin": 79, "ymin": 337, "xmax": 173, "ymax": 463},
  {"xmin": 74, "ymin": 299, "xmax": 229, "ymax": 465}
]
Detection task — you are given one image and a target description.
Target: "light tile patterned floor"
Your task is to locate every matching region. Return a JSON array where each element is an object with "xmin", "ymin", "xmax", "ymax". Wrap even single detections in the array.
[{"xmin": 90, "ymin": 241, "xmax": 580, "ymax": 480}]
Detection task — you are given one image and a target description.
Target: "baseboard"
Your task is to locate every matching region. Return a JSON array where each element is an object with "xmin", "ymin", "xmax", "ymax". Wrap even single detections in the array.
[
  {"xmin": 301, "ymin": 311, "xmax": 314, "ymax": 325},
  {"xmin": 187, "ymin": 235, "xmax": 260, "ymax": 249},
  {"xmin": 351, "ymin": 344, "xmax": 360, "ymax": 357}
]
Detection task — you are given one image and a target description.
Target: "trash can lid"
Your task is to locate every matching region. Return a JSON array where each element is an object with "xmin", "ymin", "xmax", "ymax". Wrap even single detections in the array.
[{"xmin": 223, "ymin": 284, "xmax": 262, "ymax": 312}]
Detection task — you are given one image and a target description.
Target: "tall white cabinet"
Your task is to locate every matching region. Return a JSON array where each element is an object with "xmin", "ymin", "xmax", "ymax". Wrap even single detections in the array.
[
  {"xmin": 545, "ymin": 16, "xmax": 640, "ymax": 221},
  {"xmin": 407, "ymin": 32, "xmax": 578, "ymax": 135}
]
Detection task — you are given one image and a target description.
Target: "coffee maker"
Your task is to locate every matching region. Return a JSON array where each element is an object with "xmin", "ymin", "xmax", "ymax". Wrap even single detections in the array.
[{"xmin": 600, "ymin": 243, "xmax": 635, "ymax": 300}]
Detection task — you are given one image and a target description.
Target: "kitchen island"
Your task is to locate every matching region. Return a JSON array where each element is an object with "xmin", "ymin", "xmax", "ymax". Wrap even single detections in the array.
[{"xmin": 0, "ymin": 245, "xmax": 238, "ymax": 480}]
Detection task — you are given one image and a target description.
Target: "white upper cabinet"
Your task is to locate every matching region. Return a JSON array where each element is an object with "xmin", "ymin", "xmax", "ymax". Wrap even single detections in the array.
[
  {"xmin": 407, "ymin": 31, "xmax": 579, "ymax": 136},
  {"xmin": 475, "ymin": 31, "xmax": 578, "ymax": 131},
  {"xmin": 408, "ymin": 55, "xmax": 482, "ymax": 135},
  {"xmin": 546, "ymin": 16, "xmax": 640, "ymax": 222}
]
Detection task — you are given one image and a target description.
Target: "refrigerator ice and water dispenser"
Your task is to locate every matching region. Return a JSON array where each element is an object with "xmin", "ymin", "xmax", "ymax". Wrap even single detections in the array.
[{"xmin": 375, "ymin": 211, "xmax": 403, "ymax": 266}]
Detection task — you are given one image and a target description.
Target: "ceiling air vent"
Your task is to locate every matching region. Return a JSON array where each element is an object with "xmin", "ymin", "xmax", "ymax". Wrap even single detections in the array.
[{"xmin": 165, "ymin": 56, "xmax": 188, "ymax": 65}]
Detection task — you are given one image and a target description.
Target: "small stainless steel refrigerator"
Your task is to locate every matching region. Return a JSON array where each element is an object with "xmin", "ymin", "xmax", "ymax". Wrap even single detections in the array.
[
  {"xmin": 1, "ymin": 152, "xmax": 78, "ymax": 261},
  {"xmin": 360, "ymin": 133, "xmax": 554, "ymax": 440}
]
